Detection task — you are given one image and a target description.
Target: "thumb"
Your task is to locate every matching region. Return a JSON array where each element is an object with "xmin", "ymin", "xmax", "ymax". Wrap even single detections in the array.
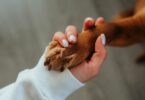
[{"xmin": 90, "ymin": 34, "xmax": 107, "ymax": 67}]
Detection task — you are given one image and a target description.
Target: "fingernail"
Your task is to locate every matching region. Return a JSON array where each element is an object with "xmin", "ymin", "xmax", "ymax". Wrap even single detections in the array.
[
  {"xmin": 69, "ymin": 34, "xmax": 76, "ymax": 42},
  {"xmin": 85, "ymin": 17, "xmax": 93, "ymax": 21},
  {"xmin": 97, "ymin": 17, "xmax": 104, "ymax": 23},
  {"xmin": 62, "ymin": 39, "xmax": 69, "ymax": 47},
  {"xmin": 101, "ymin": 34, "xmax": 106, "ymax": 45}
]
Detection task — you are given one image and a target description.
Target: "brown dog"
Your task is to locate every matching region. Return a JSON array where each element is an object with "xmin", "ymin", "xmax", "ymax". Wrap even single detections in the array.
[{"xmin": 44, "ymin": 0, "xmax": 145, "ymax": 71}]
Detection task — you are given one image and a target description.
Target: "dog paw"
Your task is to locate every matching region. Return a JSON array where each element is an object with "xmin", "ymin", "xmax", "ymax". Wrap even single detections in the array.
[{"xmin": 44, "ymin": 41, "xmax": 78, "ymax": 71}]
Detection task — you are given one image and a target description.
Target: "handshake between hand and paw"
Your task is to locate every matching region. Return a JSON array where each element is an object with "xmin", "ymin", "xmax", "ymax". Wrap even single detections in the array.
[{"xmin": 44, "ymin": 17, "xmax": 107, "ymax": 72}]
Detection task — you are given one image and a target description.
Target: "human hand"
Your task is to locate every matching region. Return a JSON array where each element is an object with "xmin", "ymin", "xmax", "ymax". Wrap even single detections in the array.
[{"xmin": 52, "ymin": 17, "xmax": 107, "ymax": 83}]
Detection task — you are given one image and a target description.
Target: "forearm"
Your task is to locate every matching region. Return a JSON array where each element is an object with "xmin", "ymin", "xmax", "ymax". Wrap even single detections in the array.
[{"xmin": 0, "ymin": 51, "xmax": 84, "ymax": 100}]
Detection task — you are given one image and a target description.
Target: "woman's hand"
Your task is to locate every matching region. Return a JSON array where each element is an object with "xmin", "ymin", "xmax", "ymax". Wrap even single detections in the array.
[{"xmin": 52, "ymin": 17, "xmax": 107, "ymax": 83}]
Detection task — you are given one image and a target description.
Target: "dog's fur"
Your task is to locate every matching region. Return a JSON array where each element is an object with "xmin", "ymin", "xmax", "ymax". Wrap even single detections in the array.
[{"xmin": 44, "ymin": 0, "xmax": 145, "ymax": 71}]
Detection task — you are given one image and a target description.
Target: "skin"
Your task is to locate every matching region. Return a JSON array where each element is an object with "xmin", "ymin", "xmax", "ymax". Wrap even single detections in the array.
[{"xmin": 52, "ymin": 17, "xmax": 107, "ymax": 83}]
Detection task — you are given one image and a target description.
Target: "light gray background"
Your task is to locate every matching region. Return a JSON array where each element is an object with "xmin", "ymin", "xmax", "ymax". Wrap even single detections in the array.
[{"xmin": 0, "ymin": 0, "xmax": 145, "ymax": 100}]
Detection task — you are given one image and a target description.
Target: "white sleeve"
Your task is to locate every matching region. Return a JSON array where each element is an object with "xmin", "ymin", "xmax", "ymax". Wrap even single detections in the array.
[{"xmin": 0, "ymin": 48, "xmax": 84, "ymax": 100}]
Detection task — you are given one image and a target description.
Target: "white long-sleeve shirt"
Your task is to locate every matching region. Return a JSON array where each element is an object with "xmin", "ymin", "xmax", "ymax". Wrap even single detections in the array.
[{"xmin": 0, "ymin": 48, "xmax": 84, "ymax": 100}]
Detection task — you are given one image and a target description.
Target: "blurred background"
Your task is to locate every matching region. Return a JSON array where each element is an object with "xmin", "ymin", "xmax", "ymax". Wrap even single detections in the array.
[{"xmin": 0, "ymin": 0, "xmax": 145, "ymax": 100}]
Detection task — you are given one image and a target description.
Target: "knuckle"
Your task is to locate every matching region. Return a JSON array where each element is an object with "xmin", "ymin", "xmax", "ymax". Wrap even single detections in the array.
[
  {"xmin": 53, "ymin": 31, "xmax": 65, "ymax": 41},
  {"xmin": 55, "ymin": 31, "xmax": 63, "ymax": 35},
  {"xmin": 85, "ymin": 17, "xmax": 94, "ymax": 21},
  {"xmin": 66, "ymin": 25, "xmax": 77, "ymax": 32},
  {"xmin": 56, "ymin": 32, "xmax": 65, "ymax": 37},
  {"xmin": 67, "ymin": 25, "xmax": 76, "ymax": 29}
]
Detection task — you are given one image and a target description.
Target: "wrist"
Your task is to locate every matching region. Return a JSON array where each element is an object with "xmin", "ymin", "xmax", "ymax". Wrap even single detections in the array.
[{"xmin": 70, "ymin": 68, "xmax": 86, "ymax": 83}]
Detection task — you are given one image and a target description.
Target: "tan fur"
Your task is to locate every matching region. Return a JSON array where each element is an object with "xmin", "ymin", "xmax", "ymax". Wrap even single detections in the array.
[{"xmin": 44, "ymin": 0, "xmax": 145, "ymax": 71}]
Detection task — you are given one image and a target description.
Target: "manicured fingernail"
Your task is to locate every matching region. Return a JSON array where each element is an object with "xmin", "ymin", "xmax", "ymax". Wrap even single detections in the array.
[
  {"xmin": 101, "ymin": 34, "xmax": 106, "ymax": 45},
  {"xmin": 69, "ymin": 34, "xmax": 76, "ymax": 42},
  {"xmin": 62, "ymin": 39, "xmax": 69, "ymax": 47},
  {"xmin": 85, "ymin": 17, "xmax": 93, "ymax": 21}
]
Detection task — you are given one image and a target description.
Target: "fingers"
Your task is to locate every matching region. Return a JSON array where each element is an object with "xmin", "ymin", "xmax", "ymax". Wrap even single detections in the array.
[
  {"xmin": 83, "ymin": 17, "xmax": 95, "ymax": 31},
  {"xmin": 52, "ymin": 25, "xmax": 78, "ymax": 47},
  {"xmin": 82, "ymin": 17, "xmax": 105, "ymax": 31},
  {"xmin": 53, "ymin": 32, "xmax": 69, "ymax": 47},
  {"xmin": 65, "ymin": 25, "xmax": 78, "ymax": 44},
  {"xmin": 95, "ymin": 17, "xmax": 105, "ymax": 25}
]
